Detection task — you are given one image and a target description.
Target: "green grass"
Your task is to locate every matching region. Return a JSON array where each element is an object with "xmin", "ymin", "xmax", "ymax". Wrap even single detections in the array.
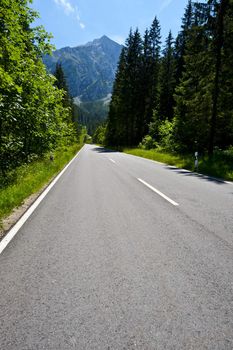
[
  {"xmin": 123, "ymin": 148, "xmax": 233, "ymax": 182},
  {"xmin": 0, "ymin": 144, "xmax": 83, "ymax": 224}
]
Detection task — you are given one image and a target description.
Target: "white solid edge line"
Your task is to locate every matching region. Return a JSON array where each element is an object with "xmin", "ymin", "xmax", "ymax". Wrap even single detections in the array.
[
  {"xmin": 109, "ymin": 158, "xmax": 116, "ymax": 164},
  {"xmin": 0, "ymin": 146, "xmax": 84, "ymax": 255},
  {"xmin": 137, "ymin": 178, "xmax": 179, "ymax": 207}
]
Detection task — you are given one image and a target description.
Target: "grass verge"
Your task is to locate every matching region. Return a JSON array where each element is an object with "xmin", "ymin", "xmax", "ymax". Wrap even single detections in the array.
[
  {"xmin": 0, "ymin": 144, "xmax": 82, "ymax": 224},
  {"xmin": 123, "ymin": 148, "xmax": 233, "ymax": 182}
]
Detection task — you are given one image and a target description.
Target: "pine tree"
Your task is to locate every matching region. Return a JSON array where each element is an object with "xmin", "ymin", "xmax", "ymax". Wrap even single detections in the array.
[
  {"xmin": 173, "ymin": 4, "xmax": 214, "ymax": 153},
  {"xmin": 106, "ymin": 48, "xmax": 127, "ymax": 146},
  {"xmin": 141, "ymin": 29, "xmax": 151, "ymax": 135},
  {"xmin": 125, "ymin": 28, "xmax": 143, "ymax": 145},
  {"xmin": 106, "ymin": 29, "xmax": 143, "ymax": 146},
  {"xmin": 174, "ymin": 0, "xmax": 194, "ymax": 85},
  {"xmin": 54, "ymin": 63, "xmax": 74, "ymax": 123},
  {"xmin": 147, "ymin": 17, "xmax": 161, "ymax": 113},
  {"xmin": 159, "ymin": 31, "xmax": 176, "ymax": 121},
  {"xmin": 208, "ymin": 0, "xmax": 230, "ymax": 155},
  {"xmin": 217, "ymin": 0, "xmax": 233, "ymax": 149},
  {"xmin": 54, "ymin": 63, "xmax": 69, "ymax": 92},
  {"xmin": 141, "ymin": 17, "xmax": 161, "ymax": 141}
]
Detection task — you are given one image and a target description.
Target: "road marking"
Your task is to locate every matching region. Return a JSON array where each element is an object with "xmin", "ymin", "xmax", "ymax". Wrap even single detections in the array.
[
  {"xmin": 109, "ymin": 158, "xmax": 116, "ymax": 164},
  {"xmin": 0, "ymin": 146, "xmax": 84, "ymax": 255},
  {"xmin": 137, "ymin": 178, "xmax": 179, "ymax": 207}
]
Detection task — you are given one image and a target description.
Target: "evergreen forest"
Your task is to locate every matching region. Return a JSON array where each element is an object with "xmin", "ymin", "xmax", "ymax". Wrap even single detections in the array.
[{"xmin": 103, "ymin": 0, "xmax": 233, "ymax": 157}]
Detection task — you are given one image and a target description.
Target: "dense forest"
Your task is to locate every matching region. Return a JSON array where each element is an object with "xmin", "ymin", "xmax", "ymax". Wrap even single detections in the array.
[
  {"xmin": 0, "ymin": 0, "xmax": 78, "ymax": 182},
  {"xmin": 99, "ymin": 0, "xmax": 233, "ymax": 156}
]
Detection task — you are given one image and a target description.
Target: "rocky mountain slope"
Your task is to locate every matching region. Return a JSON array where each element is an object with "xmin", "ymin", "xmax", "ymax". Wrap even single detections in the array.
[{"xmin": 43, "ymin": 36, "xmax": 122, "ymax": 102}]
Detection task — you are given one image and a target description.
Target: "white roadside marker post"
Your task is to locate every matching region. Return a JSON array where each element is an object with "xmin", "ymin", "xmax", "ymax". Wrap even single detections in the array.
[{"xmin": 195, "ymin": 151, "xmax": 199, "ymax": 172}]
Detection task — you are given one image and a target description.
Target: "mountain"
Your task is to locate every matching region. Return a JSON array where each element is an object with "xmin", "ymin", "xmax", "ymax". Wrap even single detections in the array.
[
  {"xmin": 43, "ymin": 35, "xmax": 123, "ymax": 133},
  {"xmin": 43, "ymin": 35, "xmax": 123, "ymax": 103}
]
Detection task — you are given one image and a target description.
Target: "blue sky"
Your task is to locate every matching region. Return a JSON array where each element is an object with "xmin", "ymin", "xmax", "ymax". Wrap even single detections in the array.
[{"xmin": 32, "ymin": 0, "xmax": 192, "ymax": 49}]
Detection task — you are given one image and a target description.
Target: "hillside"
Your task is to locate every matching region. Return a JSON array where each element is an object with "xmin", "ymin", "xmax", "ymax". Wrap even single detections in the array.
[{"xmin": 43, "ymin": 36, "xmax": 123, "ymax": 131}]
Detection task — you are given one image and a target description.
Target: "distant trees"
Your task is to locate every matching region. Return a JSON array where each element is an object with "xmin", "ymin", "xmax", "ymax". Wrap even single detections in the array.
[
  {"xmin": 54, "ymin": 63, "xmax": 76, "ymax": 124},
  {"xmin": 0, "ymin": 0, "xmax": 77, "ymax": 178},
  {"xmin": 105, "ymin": 0, "xmax": 233, "ymax": 155}
]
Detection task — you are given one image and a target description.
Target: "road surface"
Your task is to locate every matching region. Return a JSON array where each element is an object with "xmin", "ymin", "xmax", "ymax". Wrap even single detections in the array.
[{"xmin": 0, "ymin": 144, "xmax": 233, "ymax": 349}]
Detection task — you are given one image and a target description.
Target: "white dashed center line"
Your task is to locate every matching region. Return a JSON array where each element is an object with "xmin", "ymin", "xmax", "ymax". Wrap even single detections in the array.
[{"xmin": 137, "ymin": 178, "xmax": 179, "ymax": 207}]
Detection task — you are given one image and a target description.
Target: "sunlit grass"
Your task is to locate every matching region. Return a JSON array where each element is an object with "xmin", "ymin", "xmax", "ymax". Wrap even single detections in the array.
[
  {"xmin": 123, "ymin": 148, "xmax": 233, "ymax": 182},
  {"xmin": 0, "ymin": 144, "xmax": 82, "ymax": 223}
]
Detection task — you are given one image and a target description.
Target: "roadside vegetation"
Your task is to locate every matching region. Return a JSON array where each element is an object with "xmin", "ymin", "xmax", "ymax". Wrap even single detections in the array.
[
  {"xmin": 0, "ymin": 1, "xmax": 86, "ymax": 226},
  {"xmin": 124, "ymin": 147, "xmax": 233, "ymax": 181},
  {"xmin": 0, "ymin": 143, "xmax": 83, "ymax": 224},
  {"xmin": 92, "ymin": 0, "xmax": 233, "ymax": 183}
]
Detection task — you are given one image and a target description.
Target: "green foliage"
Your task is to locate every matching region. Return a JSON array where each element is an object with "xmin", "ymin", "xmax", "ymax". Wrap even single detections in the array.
[
  {"xmin": 93, "ymin": 125, "xmax": 107, "ymax": 145},
  {"xmin": 141, "ymin": 120, "xmax": 174, "ymax": 151},
  {"xmin": 158, "ymin": 120, "xmax": 175, "ymax": 151},
  {"xmin": 0, "ymin": 0, "xmax": 77, "ymax": 179},
  {"xmin": 84, "ymin": 134, "xmax": 92, "ymax": 144},
  {"xmin": 139, "ymin": 135, "xmax": 157, "ymax": 150},
  {"xmin": 0, "ymin": 144, "xmax": 82, "ymax": 223},
  {"xmin": 173, "ymin": 0, "xmax": 233, "ymax": 154},
  {"xmin": 124, "ymin": 147, "xmax": 233, "ymax": 181},
  {"xmin": 124, "ymin": 148, "xmax": 193, "ymax": 169}
]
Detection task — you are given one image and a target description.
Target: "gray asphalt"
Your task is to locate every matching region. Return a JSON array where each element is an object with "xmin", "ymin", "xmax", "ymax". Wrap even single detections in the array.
[{"xmin": 1, "ymin": 144, "xmax": 233, "ymax": 349}]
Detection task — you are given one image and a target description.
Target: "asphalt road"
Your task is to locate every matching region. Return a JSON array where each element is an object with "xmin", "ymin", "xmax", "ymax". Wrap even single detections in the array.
[{"xmin": 1, "ymin": 144, "xmax": 233, "ymax": 349}]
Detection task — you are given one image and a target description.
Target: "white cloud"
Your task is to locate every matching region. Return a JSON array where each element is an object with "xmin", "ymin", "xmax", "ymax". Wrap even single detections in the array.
[
  {"xmin": 54, "ymin": 0, "xmax": 86, "ymax": 29},
  {"xmin": 75, "ymin": 6, "xmax": 86, "ymax": 29},
  {"xmin": 159, "ymin": 0, "xmax": 173, "ymax": 13},
  {"xmin": 54, "ymin": 0, "xmax": 75, "ymax": 15}
]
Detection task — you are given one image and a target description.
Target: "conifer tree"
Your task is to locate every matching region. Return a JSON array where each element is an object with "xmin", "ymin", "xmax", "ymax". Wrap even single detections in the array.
[
  {"xmin": 216, "ymin": 0, "xmax": 233, "ymax": 148},
  {"xmin": 106, "ymin": 29, "xmax": 143, "ymax": 146},
  {"xmin": 173, "ymin": 4, "xmax": 214, "ymax": 153},
  {"xmin": 141, "ymin": 17, "xmax": 161, "ymax": 141},
  {"xmin": 147, "ymin": 17, "xmax": 161, "ymax": 113},
  {"xmin": 174, "ymin": 0, "xmax": 194, "ymax": 85},
  {"xmin": 208, "ymin": 0, "xmax": 229, "ymax": 154},
  {"xmin": 159, "ymin": 31, "xmax": 176, "ymax": 121},
  {"xmin": 54, "ymin": 63, "xmax": 74, "ymax": 123},
  {"xmin": 106, "ymin": 48, "xmax": 127, "ymax": 146}
]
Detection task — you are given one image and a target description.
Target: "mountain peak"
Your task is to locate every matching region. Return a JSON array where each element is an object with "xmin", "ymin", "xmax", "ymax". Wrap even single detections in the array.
[
  {"xmin": 43, "ymin": 35, "xmax": 123, "ymax": 101},
  {"xmin": 84, "ymin": 35, "xmax": 122, "ymax": 48},
  {"xmin": 99, "ymin": 35, "xmax": 112, "ymax": 42}
]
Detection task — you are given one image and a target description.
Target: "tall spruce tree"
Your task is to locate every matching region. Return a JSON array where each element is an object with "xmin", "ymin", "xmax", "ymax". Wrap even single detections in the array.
[
  {"xmin": 106, "ymin": 29, "xmax": 143, "ymax": 146},
  {"xmin": 142, "ymin": 17, "xmax": 161, "ymax": 142},
  {"xmin": 159, "ymin": 31, "xmax": 176, "ymax": 121},
  {"xmin": 216, "ymin": 0, "xmax": 233, "ymax": 149},
  {"xmin": 106, "ymin": 48, "xmax": 127, "ymax": 146},
  {"xmin": 174, "ymin": 0, "xmax": 194, "ymax": 85},
  {"xmin": 141, "ymin": 29, "xmax": 151, "ymax": 136},
  {"xmin": 207, "ymin": 0, "xmax": 230, "ymax": 154},
  {"xmin": 173, "ymin": 3, "xmax": 214, "ymax": 153},
  {"xmin": 147, "ymin": 17, "xmax": 161, "ymax": 113},
  {"xmin": 126, "ymin": 28, "xmax": 144, "ymax": 145},
  {"xmin": 54, "ymin": 63, "xmax": 74, "ymax": 124}
]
